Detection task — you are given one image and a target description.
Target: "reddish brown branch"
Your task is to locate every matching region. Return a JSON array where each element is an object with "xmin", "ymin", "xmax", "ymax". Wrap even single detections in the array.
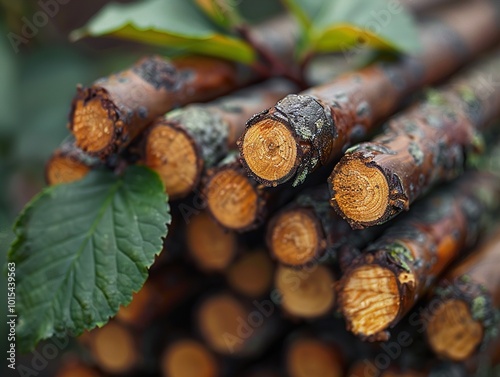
[
  {"xmin": 337, "ymin": 172, "xmax": 500, "ymax": 340},
  {"xmin": 239, "ymin": 1, "xmax": 500, "ymax": 187}
]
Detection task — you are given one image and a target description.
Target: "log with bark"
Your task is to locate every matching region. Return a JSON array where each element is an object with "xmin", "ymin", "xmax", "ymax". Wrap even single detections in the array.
[
  {"xmin": 143, "ymin": 79, "xmax": 298, "ymax": 199},
  {"xmin": 267, "ymin": 185, "xmax": 384, "ymax": 267},
  {"xmin": 337, "ymin": 171, "xmax": 500, "ymax": 341},
  {"xmin": 238, "ymin": 0, "xmax": 500, "ymax": 187},
  {"xmin": 69, "ymin": 16, "xmax": 299, "ymax": 158},
  {"xmin": 203, "ymin": 153, "xmax": 297, "ymax": 232},
  {"xmin": 203, "ymin": 153, "xmax": 332, "ymax": 234},
  {"xmin": 330, "ymin": 52, "xmax": 500, "ymax": 229},
  {"xmin": 45, "ymin": 138, "xmax": 100, "ymax": 185},
  {"xmin": 425, "ymin": 231, "xmax": 500, "ymax": 361}
]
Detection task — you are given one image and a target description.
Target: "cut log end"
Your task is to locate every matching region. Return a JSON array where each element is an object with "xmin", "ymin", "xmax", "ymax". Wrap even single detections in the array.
[
  {"xmin": 331, "ymin": 158, "xmax": 389, "ymax": 228},
  {"xmin": 205, "ymin": 168, "xmax": 259, "ymax": 230},
  {"xmin": 269, "ymin": 208, "xmax": 323, "ymax": 266},
  {"xmin": 90, "ymin": 322, "xmax": 137, "ymax": 374},
  {"xmin": 162, "ymin": 339, "xmax": 218, "ymax": 377},
  {"xmin": 197, "ymin": 293, "xmax": 248, "ymax": 355},
  {"xmin": 186, "ymin": 212, "xmax": 237, "ymax": 272},
  {"xmin": 71, "ymin": 97, "xmax": 116, "ymax": 155},
  {"xmin": 227, "ymin": 250, "xmax": 274, "ymax": 298},
  {"xmin": 426, "ymin": 299, "xmax": 483, "ymax": 361},
  {"xmin": 241, "ymin": 118, "xmax": 298, "ymax": 185},
  {"xmin": 341, "ymin": 265, "xmax": 400, "ymax": 337},
  {"xmin": 276, "ymin": 265, "xmax": 335, "ymax": 318},
  {"xmin": 144, "ymin": 123, "xmax": 200, "ymax": 199},
  {"xmin": 286, "ymin": 338, "xmax": 343, "ymax": 377},
  {"xmin": 45, "ymin": 152, "xmax": 91, "ymax": 185}
]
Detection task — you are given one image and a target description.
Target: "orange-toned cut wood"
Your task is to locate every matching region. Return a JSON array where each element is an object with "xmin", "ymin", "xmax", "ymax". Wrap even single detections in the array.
[
  {"xmin": 269, "ymin": 208, "xmax": 323, "ymax": 266},
  {"xmin": 275, "ymin": 264, "xmax": 335, "ymax": 318},
  {"xmin": 186, "ymin": 211, "xmax": 237, "ymax": 272},
  {"xmin": 241, "ymin": 118, "xmax": 298, "ymax": 185},
  {"xmin": 226, "ymin": 249, "xmax": 274, "ymax": 298},
  {"xmin": 331, "ymin": 158, "xmax": 389, "ymax": 228},
  {"xmin": 338, "ymin": 172, "xmax": 500, "ymax": 340},
  {"xmin": 240, "ymin": 1, "xmax": 500, "ymax": 187},
  {"xmin": 197, "ymin": 293, "xmax": 248, "ymax": 355},
  {"xmin": 71, "ymin": 98, "xmax": 115, "ymax": 154},
  {"xmin": 426, "ymin": 299, "xmax": 483, "ymax": 361},
  {"xmin": 341, "ymin": 265, "xmax": 400, "ymax": 337},
  {"xmin": 45, "ymin": 152, "xmax": 91, "ymax": 185},
  {"xmin": 205, "ymin": 167, "xmax": 259, "ymax": 230},
  {"xmin": 424, "ymin": 231, "xmax": 500, "ymax": 361},
  {"xmin": 89, "ymin": 322, "xmax": 138, "ymax": 374},
  {"xmin": 162, "ymin": 339, "xmax": 218, "ymax": 377},
  {"xmin": 144, "ymin": 123, "xmax": 199, "ymax": 198}
]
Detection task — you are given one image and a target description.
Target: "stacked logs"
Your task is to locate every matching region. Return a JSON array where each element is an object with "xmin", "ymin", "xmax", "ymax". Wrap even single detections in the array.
[{"xmin": 49, "ymin": 1, "xmax": 500, "ymax": 376}]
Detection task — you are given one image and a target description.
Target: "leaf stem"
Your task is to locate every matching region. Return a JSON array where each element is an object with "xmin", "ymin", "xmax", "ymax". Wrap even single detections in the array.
[{"xmin": 236, "ymin": 25, "xmax": 307, "ymax": 89}]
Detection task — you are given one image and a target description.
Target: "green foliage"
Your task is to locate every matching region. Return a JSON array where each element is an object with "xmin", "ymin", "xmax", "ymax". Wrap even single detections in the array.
[
  {"xmin": 8, "ymin": 166, "xmax": 170, "ymax": 352},
  {"xmin": 195, "ymin": 0, "xmax": 242, "ymax": 29},
  {"xmin": 70, "ymin": 0, "xmax": 256, "ymax": 63},
  {"xmin": 15, "ymin": 47, "xmax": 102, "ymax": 165},
  {"xmin": 282, "ymin": 0, "xmax": 420, "ymax": 58},
  {"xmin": 70, "ymin": 0, "xmax": 420, "ymax": 67}
]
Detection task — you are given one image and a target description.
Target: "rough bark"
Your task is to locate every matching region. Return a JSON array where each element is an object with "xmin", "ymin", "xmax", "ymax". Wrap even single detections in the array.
[
  {"xmin": 143, "ymin": 79, "xmax": 297, "ymax": 199},
  {"xmin": 70, "ymin": 55, "xmax": 245, "ymax": 158},
  {"xmin": 239, "ymin": 1, "xmax": 500, "ymax": 187},
  {"xmin": 267, "ymin": 185, "xmax": 385, "ymax": 267},
  {"xmin": 425, "ymin": 231, "xmax": 500, "ymax": 361},
  {"xmin": 330, "ymin": 52, "xmax": 500, "ymax": 229},
  {"xmin": 337, "ymin": 171, "xmax": 500, "ymax": 341},
  {"xmin": 203, "ymin": 153, "xmax": 294, "ymax": 232},
  {"xmin": 69, "ymin": 15, "xmax": 299, "ymax": 159},
  {"xmin": 45, "ymin": 138, "xmax": 100, "ymax": 185}
]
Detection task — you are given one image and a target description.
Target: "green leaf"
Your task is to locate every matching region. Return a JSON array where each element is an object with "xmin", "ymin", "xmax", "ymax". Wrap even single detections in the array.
[
  {"xmin": 8, "ymin": 166, "xmax": 170, "ymax": 352},
  {"xmin": 70, "ymin": 0, "xmax": 256, "ymax": 63},
  {"xmin": 281, "ymin": 0, "xmax": 315, "ymax": 31},
  {"xmin": 194, "ymin": 0, "xmax": 243, "ymax": 29},
  {"xmin": 282, "ymin": 0, "xmax": 420, "ymax": 57}
]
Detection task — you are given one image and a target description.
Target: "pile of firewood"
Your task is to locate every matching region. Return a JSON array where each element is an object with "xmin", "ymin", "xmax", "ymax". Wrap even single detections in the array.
[{"xmin": 47, "ymin": 1, "xmax": 500, "ymax": 376}]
